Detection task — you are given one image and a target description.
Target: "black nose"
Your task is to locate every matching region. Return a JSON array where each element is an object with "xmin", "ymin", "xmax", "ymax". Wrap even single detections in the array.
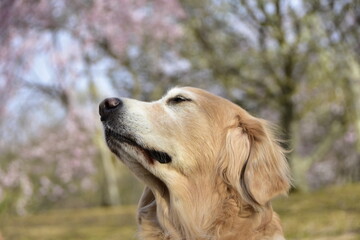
[{"xmin": 99, "ymin": 97, "xmax": 122, "ymax": 121}]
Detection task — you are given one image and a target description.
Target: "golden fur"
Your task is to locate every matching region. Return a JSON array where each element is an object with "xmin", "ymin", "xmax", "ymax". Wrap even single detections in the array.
[{"xmin": 101, "ymin": 87, "xmax": 291, "ymax": 240}]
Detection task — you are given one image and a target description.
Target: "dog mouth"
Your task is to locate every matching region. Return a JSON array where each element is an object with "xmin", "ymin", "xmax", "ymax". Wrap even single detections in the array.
[{"xmin": 104, "ymin": 128, "xmax": 172, "ymax": 164}]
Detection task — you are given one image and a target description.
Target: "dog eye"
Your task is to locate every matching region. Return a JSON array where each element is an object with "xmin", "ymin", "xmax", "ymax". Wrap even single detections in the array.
[{"xmin": 167, "ymin": 95, "xmax": 191, "ymax": 105}]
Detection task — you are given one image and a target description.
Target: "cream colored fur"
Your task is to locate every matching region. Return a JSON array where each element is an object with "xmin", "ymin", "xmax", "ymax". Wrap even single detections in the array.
[{"xmin": 102, "ymin": 87, "xmax": 291, "ymax": 240}]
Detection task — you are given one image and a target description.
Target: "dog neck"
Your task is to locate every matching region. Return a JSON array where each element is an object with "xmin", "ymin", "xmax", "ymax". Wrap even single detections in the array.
[{"xmin": 143, "ymin": 172, "xmax": 274, "ymax": 240}]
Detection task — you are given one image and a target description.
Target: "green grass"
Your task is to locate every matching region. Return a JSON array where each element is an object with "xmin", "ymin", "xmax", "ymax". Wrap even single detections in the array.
[
  {"xmin": 273, "ymin": 184, "xmax": 360, "ymax": 240},
  {"xmin": 1, "ymin": 184, "xmax": 360, "ymax": 240},
  {"xmin": 0, "ymin": 206, "xmax": 137, "ymax": 240}
]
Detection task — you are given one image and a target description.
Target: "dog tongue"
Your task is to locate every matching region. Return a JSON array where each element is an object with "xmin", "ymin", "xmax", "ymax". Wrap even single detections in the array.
[{"xmin": 148, "ymin": 149, "xmax": 172, "ymax": 164}]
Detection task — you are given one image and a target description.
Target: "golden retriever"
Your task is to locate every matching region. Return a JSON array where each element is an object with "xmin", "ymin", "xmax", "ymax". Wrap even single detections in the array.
[{"xmin": 99, "ymin": 87, "xmax": 290, "ymax": 240}]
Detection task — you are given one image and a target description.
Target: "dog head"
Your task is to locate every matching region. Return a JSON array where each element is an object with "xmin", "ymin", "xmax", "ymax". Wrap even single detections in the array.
[{"xmin": 99, "ymin": 87, "xmax": 290, "ymax": 206}]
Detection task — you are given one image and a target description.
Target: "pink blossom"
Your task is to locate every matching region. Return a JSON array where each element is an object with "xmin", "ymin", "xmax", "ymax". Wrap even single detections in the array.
[{"xmin": 0, "ymin": 0, "xmax": 185, "ymax": 214}]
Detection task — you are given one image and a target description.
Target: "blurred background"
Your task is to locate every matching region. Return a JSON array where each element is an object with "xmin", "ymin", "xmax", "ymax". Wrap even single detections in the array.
[{"xmin": 0, "ymin": 0, "xmax": 359, "ymax": 239}]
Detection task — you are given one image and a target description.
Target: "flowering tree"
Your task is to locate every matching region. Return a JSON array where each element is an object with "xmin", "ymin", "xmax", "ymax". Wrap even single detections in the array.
[{"xmin": 0, "ymin": 0, "xmax": 185, "ymax": 214}]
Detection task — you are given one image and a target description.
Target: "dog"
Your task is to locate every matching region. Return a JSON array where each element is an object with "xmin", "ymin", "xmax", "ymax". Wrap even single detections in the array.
[{"xmin": 99, "ymin": 87, "xmax": 290, "ymax": 240}]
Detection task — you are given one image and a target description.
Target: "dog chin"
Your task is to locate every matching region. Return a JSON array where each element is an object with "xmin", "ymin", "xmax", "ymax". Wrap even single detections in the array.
[
  {"xmin": 104, "ymin": 127, "xmax": 172, "ymax": 165},
  {"xmin": 105, "ymin": 138, "xmax": 169, "ymax": 194}
]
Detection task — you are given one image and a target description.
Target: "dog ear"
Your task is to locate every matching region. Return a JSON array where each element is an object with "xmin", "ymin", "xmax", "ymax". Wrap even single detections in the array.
[{"xmin": 220, "ymin": 115, "xmax": 291, "ymax": 207}]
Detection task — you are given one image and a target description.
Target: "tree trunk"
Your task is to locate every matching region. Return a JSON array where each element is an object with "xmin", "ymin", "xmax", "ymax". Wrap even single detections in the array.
[
  {"xmin": 95, "ymin": 129, "xmax": 121, "ymax": 206},
  {"xmin": 292, "ymin": 122, "xmax": 344, "ymax": 191},
  {"xmin": 90, "ymin": 78, "xmax": 121, "ymax": 206}
]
